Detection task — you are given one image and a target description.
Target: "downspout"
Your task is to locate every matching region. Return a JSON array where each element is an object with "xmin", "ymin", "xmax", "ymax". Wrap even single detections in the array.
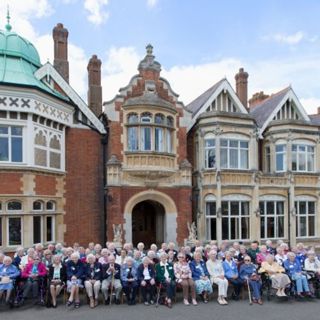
[{"xmin": 287, "ymin": 188, "xmax": 291, "ymax": 249}]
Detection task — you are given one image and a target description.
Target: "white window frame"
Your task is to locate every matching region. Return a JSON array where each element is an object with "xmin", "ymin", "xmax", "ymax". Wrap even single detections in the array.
[
  {"xmin": 45, "ymin": 215, "xmax": 55, "ymax": 243},
  {"xmin": 275, "ymin": 143, "xmax": 286, "ymax": 172},
  {"xmin": 46, "ymin": 201, "xmax": 56, "ymax": 211},
  {"xmin": 155, "ymin": 127, "xmax": 164, "ymax": 152},
  {"xmin": 33, "ymin": 215, "xmax": 43, "ymax": 245},
  {"xmin": 205, "ymin": 194, "xmax": 217, "ymax": 240},
  {"xmin": 292, "ymin": 143, "xmax": 315, "ymax": 173},
  {"xmin": 204, "ymin": 138, "xmax": 216, "ymax": 169},
  {"xmin": 0, "ymin": 124, "xmax": 24, "ymax": 163},
  {"xmin": 220, "ymin": 138, "xmax": 249, "ymax": 170},
  {"xmin": 295, "ymin": 199, "xmax": 316, "ymax": 238}
]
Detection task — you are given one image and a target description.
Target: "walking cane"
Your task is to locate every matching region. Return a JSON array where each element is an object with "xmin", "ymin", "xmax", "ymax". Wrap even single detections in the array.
[
  {"xmin": 246, "ymin": 278, "xmax": 252, "ymax": 305},
  {"xmin": 109, "ymin": 271, "xmax": 115, "ymax": 306},
  {"xmin": 155, "ymin": 283, "xmax": 162, "ymax": 308}
]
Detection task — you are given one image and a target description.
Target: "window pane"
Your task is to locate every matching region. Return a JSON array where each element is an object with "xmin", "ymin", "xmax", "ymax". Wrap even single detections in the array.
[
  {"xmin": 230, "ymin": 140, "xmax": 238, "ymax": 148},
  {"xmin": 33, "ymin": 216, "xmax": 42, "ymax": 244},
  {"xmin": 240, "ymin": 141, "xmax": 248, "ymax": 148},
  {"xmin": 261, "ymin": 216, "xmax": 265, "ymax": 239},
  {"xmin": 222, "ymin": 218, "xmax": 229, "ymax": 239},
  {"xmin": 299, "ymin": 216, "xmax": 306, "ymax": 237},
  {"xmin": 0, "ymin": 137, "xmax": 9, "ymax": 161},
  {"xmin": 230, "ymin": 217, "xmax": 237, "ymax": 239},
  {"xmin": 141, "ymin": 127, "xmax": 151, "ymax": 150},
  {"xmin": 46, "ymin": 201, "xmax": 55, "ymax": 211},
  {"xmin": 240, "ymin": 149, "xmax": 248, "ymax": 169},
  {"xmin": 220, "ymin": 139, "xmax": 227, "ymax": 147},
  {"xmin": 46, "ymin": 216, "xmax": 53, "ymax": 242},
  {"xmin": 11, "ymin": 137, "xmax": 22, "ymax": 162},
  {"xmin": 298, "ymin": 153, "xmax": 306, "ymax": 171},
  {"xmin": 8, "ymin": 217, "xmax": 21, "ymax": 246},
  {"xmin": 50, "ymin": 152, "xmax": 61, "ymax": 169},
  {"xmin": 267, "ymin": 217, "xmax": 275, "ymax": 238},
  {"xmin": 128, "ymin": 113, "xmax": 138, "ymax": 124},
  {"xmin": 205, "ymin": 139, "xmax": 215, "ymax": 148},
  {"xmin": 0, "ymin": 217, "xmax": 2, "ymax": 246},
  {"xmin": 155, "ymin": 128, "xmax": 164, "ymax": 151},
  {"xmin": 230, "ymin": 149, "xmax": 238, "ymax": 168},
  {"xmin": 220, "ymin": 148, "xmax": 228, "ymax": 168},
  {"xmin": 128, "ymin": 127, "xmax": 138, "ymax": 151},
  {"xmin": 308, "ymin": 216, "xmax": 315, "ymax": 236},
  {"xmin": 222, "ymin": 202, "xmax": 228, "ymax": 216},
  {"xmin": 230, "ymin": 202, "xmax": 239, "ymax": 216},
  {"xmin": 292, "ymin": 152, "xmax": 297, "ymax": 171},
  {"xmin": 206, "ymin": 202, "xmax": 216, "ymax": 216},
  {"xmin": 309, "ymin": 202, "xmax": 315, "ymax": 214},
  {"xmin": 276, "ymin": 202, "xmax": 284, "ymax": 215},
  {"xmin": 0, "ymin": 126, "xmax": 8, "ymax": 134},
  {"xmin": 166, "ymin": 130, "xmax": 172, "ymax": 153},
  {"xmin": 8, "ymin": 201, "xmax": 22, "ymax": 211},
  {"xmin": 11, "ymin": 127, "xmax": 23, "ymax": 136},
  {"xmin": 266, "ymin": 202, "xmax": 274, "ymax": 215},
  {"xmin": 206, "ymin": 217, "xmax": 216, "ymax": 240},
  {"xmin": 241, "ymin": 217, "xmax": 249, "ymax": 239},
  {"xmin": 299, "ymin": 202, "xmax": 306, "ymax": 215},
  {"xmin": 276, "ymin": 153, "xmax": 284, "ymax": 171},
  {"xmin": 277, "ymin": 217, "xmax": 284, "ymax": 238},
  {"xmin": 241, "ymin": 202, "xmax": 249, "ymax": 215},
  {"xmin": 33, "ymin": 201, "xmax": 42, "ymax": 211},
  {"xmin": 307, "ymin": 153, "xmax": 314, "ymax": 171}
]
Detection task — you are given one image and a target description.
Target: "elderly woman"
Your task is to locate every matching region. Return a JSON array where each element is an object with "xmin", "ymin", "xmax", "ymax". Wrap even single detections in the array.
[
  {"xmin": 43, "ymin": 249, "xmax": 53, "ymax": 268},
  {"xmin": 66, "ymin": 252, "xmax": 86, "ymax": 308},
  {"xmin": 121, "ymin": 256, "xmax": 139, "ymax": 305},
  {"xmin": 304, "ymin": 251, "xmax": 320, "ymax": 278},
  {"xmin": 0, "ymin": 256, "xmax": 20, "ymax": 304},
  {"xmin": 48, "ymin": 255, "xmax": 67, "ymax": 307},
  {"xmin": 155, "ymin": 252, "xmax": 175, "ymax": 308},
  {"xmin": 21, "ymin": 254, "xmax": 47, "ymax": 304},
  {"xmin": 63, "ymin": 247, "xmax": 74, "ymax": 265},
  {"xmin": 240, "ymin": 255, "xmax": 262, "ymax": 304},
  {"xmin": 206, "ymin": 250, "xmax": 228, "ymax": 305},
  {"xmin": 259, "ymin": 254, "xmax": 290, "ymax": 297},
  {"xmin": 223, "ymin": 251, "xmax": 243, "ymax": 300},
  {"xmin": 284, "ymin": 252, "xmax": 312, "ymax": 298},
  {"xmin": 101, "ymin": 254, "xmax": 122, "ymax": 305},
  {"xmin": 137, "ymin": 242, "xmax": 146, "ymax": 258},
  {"xmin": 275, "ymin": 246, "xmax": 287, "ymax": 266},
  {"xmin": 84, "ymin": 254, "xmax": 102, "ymax": 308},
  {"xmin": 13, "ymin": 247, "xmax": 25, "ymax": 268},
  {"xmin": 256, "ymin": 245, "xmax": 268, "ymax": 265},
  {"xmin": 98, "ymin": 248, "xmax": 110, "ymax": 265},
  {"xmin": 137, "ymin": 257, "xmax": 156, "ymax": 305},
  {"xmin": 237, "ymin": 245, "xmax": 247, "ymax": 264},
  {"xmin": 20, "ymin": 248, "xmax": 35, "ymax": 270},
  {"xmin": 190, "ymin": 252, "xmax": 212, "ymax": 303},
  {"xmin": 134, "ymin": 250, "xmax": 142, "ymax": 266},
  {"xmin": 174, "ymin": 253, "xmax": 197, "ymax": 305},
  {"xmin": 116, "ymin": 249, "xmax": 127, "ymax": 265}
]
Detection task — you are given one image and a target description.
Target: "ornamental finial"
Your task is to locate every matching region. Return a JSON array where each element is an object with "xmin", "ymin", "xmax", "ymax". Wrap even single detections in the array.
[
  {"xmin": 146, "ymin": 44, "xmax": 153, "ymax": 56},
  {"xmin": 5, "ymin": 6, "xmax": 12, "ymax": 32}
]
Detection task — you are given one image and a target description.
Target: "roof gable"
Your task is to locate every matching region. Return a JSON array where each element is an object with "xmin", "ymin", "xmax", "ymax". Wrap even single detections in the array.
[
  {"xmin": 34, "ymin": 62, "xmax": 106, "ymax": 134},
  {"xmin": 250, "ymin": 87, "xmax": 310, "ymax": 133}
]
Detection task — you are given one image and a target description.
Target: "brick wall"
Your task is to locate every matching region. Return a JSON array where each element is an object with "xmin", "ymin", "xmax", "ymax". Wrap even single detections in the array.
[
  {"xmin": 0, "ymin": 172, "xmax": 23, "ymax": 194},
  {"xmin": 34, "ymin": 174, "xmax": 57, "ymax": 195},
  {"xmin": 64, "ymin": 127, "xmax": 104, "ymax": 247}
]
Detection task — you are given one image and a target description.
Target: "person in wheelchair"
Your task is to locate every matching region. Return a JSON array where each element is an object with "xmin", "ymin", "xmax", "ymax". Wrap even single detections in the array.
[
  {"xmin": 284, "ymin": 252, "xmax": 313, "ymax": 298},
  {"xmin": 259, "ymin": 254, "xmax": 290, "ymax": 297},
  {"xmin": 48, "ymin": 255, "xmax": 67, "ymax": 308},
  {"xmin": 239, "ymin": 255, "xmax": 262, "ymax": 304},
  {"xmin": 21, "ymin": 254, "xmax": 47, "ymax": 305},
  {"xmin": 0, "ymin": 256, "xmax": 20, "ymax": 305}
]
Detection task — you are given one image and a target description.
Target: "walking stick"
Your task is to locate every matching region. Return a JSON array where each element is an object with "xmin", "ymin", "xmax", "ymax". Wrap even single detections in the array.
[
  {"xmin": 109, "ymin": 271, "xmax": 115, "ymax": 306},
  {"xmin": 155, "ymin": 283, "xmax": 161, "ymax": 308},
  {"xmin": 246, "ymin": 278, "xmax": 252, "ymax": 305}
]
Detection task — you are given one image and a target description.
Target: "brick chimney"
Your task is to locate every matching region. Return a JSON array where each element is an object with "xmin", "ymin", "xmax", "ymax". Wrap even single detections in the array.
[
  {"xmin": 53, "ymin": 23, "xmax": 69, "ymax": 83},
  {"xmin": 87, "ymin": 55, "xmax": 102, "ymax": 117},
  {"xmin": 235, "ymin": 68, "xmax": 249, "ymax": 108},
  {"xmin": 249, "ymin": 91, "xmax": 270, "ymax": 109},
  {"xmin": 318, "ymin": 107, "xmax": 320, "ymax": 114}
]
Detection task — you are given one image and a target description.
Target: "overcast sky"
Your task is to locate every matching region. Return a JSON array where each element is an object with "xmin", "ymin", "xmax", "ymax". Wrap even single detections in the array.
[{"xmin": 2, "ymin": 0, "xmax": 320, "ymax": 114}]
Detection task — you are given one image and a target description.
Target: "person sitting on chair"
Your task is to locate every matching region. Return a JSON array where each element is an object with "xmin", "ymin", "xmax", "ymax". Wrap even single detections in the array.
[
  {"xmin": 101, "ymin": 254, "xmax": 122, "ymax": 305},
  {"xmin": 121, "ymin": 256, "xmax": 139, "ymax": 305},
  {"xmin": 222, "ymin": 251, "xmax": 243, "ymax": 300},
  {"xmin": 21, "ymin": 254, "xmax": 47, "ymax": 305},
  {"xmin": 239, "ymin": 255, "xmax": 262, "ymax": 305},
  {"xmin": 48, "ymin": 254, "xmax": 67, "ymax": 308},
  {"xmin": 174, "ymin": 253, "xmax": 197, "ymax": 306},
  {"xmin": 155, "ymin": 252, "xmax": 175, "ymax": 308},
  {"xmin": 0, "ymin": 256, "xmax": 20, "ymax": 305},
  {"xmin": 66, "ymin": 252, "xmax": 86, "ymax": 308},
  {"xmin": 137, "ymin": 257, "xmax": 156, "ymax": 305},
  {"xmin": 84, "ymin": 254, "xmax": 102, "ymax": 308},
  {"xmin": 190, "ymin": 252, "xmax": 212, "ymax": 303},
  {"xmin": 259, "ymin": 254, "xmax": 290, "ymax": 297},
  {"xmin": 284, "ymin": 252, "xmax": 313, "ymax": 298},
  {"xmin": 304, "ymin": 251, "xmax": 320, "ymax": 279}
]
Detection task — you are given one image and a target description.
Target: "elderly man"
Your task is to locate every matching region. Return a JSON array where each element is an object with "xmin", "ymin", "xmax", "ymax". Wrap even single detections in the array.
[{"xmin": 101, "ymin": 254, "xmax": 122, "ymax": 305}]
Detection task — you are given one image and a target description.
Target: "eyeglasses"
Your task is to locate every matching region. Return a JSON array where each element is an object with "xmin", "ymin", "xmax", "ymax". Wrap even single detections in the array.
[
  {"xmin": 244, "ymin": 259, "xmax": 250, "ymax": 262},
  {"xmin": 178, "ymin": 256, "xmax": 184, "ymax": 259}
]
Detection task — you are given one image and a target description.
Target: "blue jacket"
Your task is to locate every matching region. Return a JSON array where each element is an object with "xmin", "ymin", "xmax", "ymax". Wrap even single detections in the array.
[
  {"xmin": 190, "ymin": 260, "xmax": 209, "ymax": 280},
  {"xmin": 284, "ymin": 258, "xmax": 302, "ymax": 277},
  {"xmin": 121, "ymin": 263, "xmax": 138, "ymax": 283},
  {"xmin": 66, "ymin": 260, "xmax": 86, "ymax": 281},
  {"xmin": 137, "ymin": 263, "xmax": 155, "ymax": 282},
  {"xmin": 239, "ymin": 263, "xmax": 257, "ymax": 281},
  {"xmin": 102, "ymin": 263, "xmax": 121, "ymax": 280},
  {"xmin": 85, "ymin": 262, "xmax": 102, "ymax": 281},
  {"xmin": 0, "ymin": 264, "xmax": 20, "ymax": 280},
  {"xmin": 222, "ymin": 260, "xmax": 239, "ymax": 279}
]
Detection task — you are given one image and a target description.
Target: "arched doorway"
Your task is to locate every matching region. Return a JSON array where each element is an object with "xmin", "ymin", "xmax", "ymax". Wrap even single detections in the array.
[{"xmin": 132, "ymin": 200, "xmax": 164, "ymax": 247}]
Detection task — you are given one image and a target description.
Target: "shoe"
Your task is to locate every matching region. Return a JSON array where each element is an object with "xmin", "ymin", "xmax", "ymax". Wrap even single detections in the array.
[
  {"xmin": 167, "ymin": 300, "xmax": 172, "ymax": 308},
  {"xmin": 74, "ymin": 302, "xmax": 80, "ymax": 309},
  {"xmin": 144, "ymin": 301, "xmax": 149, "ymax": 306},
  {"xmin": 115, "ymin": 299, "xmax": 120, "ymax": 305},
  {"xmin": 89, "ymin": 298, "xmax": 94, "ymax": 308},
  {"xmin": 192, "ymin": 299, "xmax": 198, "ymax": 305},
  {"xmin": 252, "ymin": 298, "xmax": 257, "ymax": 304},
  {"xmin": 257, "ymin": 299, "xmax": 263, "ymax": 305},
  {"xmin": 66, "ymin": 300, "xmax": 73, "ymax": 307},
  {"xmin": 296, "ymin": 294, "xmax": 304, "ymax": 300},
  {"xmin": 150, "ymin": 300, "xmax": 154, "ymax": 305},
  {"xmin": 52, "ymin": 304, "xmax": 57, "ymax": 308},
  {"xmin": 94, "ymin": 300, "xmax": 98, "ymax": 307},
  {"xmin": 217, "ymin": 298, "xmax": 224, "ymax": 305},
  {"xmin": 104, "ymin": 298, "xmax": 110, "ymax": 305},
  {"xmin": 222, "ymin": 298, "xmax": 228, "ymax": 305},
  {"xmin": 183, "ymin": 299, "xmax": 190, "ymax": 305}
]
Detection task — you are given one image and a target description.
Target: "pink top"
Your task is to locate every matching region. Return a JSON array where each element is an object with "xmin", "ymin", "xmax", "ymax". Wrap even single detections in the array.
[
  {"xmin": 21, "ymin": 262, "xmax": 47, "ymax": 278},
  {"xmin": 174, "ymin": 262, "xmax": 192, "ymax": 280}
]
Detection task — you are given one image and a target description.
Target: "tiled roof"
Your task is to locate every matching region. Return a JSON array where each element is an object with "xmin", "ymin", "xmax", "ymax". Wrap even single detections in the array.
[
  {"xmin": 186, "ymin": 79, "xmax": 224, "ymax": 116},
  {"xmin": 250, "ymin": 87, "xmax": 290, "ymax": 128}
]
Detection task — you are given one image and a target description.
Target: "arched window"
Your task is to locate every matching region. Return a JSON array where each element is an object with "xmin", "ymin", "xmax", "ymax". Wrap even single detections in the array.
[
  {"xmin": 33, "ymin": 201, "xmax": 43, "ymax": 211},
  {"xmin": 155, "ymin": 113, "xmax": 165, "ymax": 124},
  {"xmin": 46, "ymin": 201, "xmax": 56, "ymax": 211},
  {"xmin": 127, "ymin": 113, "xmax": 139, "ymax": 124},
  {"xmin": 7, "ymin": 201, "xmax": 22, "ymax": 211},
  {"xmin": 140, "ymin": 112, "xmax": 152, "ymax": 123},
  {"xmin": 167, "ymin": 116, "xmax": 174, "ymax": 127}
]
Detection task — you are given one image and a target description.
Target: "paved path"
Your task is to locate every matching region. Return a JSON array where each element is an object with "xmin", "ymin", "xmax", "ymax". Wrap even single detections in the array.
[{"xmin": 1, "ymin": 297, "xmax": 320, "ymax": 320}]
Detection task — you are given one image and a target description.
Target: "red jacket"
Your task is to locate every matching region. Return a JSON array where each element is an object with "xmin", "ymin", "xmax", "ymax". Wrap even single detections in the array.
[{"xmin": 21, "ymin": 262, "xmax": 47, "ymax": 278}]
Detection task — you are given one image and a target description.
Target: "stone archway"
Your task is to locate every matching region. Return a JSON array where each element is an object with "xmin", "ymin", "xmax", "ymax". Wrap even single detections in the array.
[{"xmin": 123, "ymin": 190, "xmax": 177, "ymax": 244}]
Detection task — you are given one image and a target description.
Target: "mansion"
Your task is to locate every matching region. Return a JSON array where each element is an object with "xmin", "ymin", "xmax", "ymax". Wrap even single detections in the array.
[{"xmin": 0, "ymin": 20, "xmax": 320, "ymax": 252}]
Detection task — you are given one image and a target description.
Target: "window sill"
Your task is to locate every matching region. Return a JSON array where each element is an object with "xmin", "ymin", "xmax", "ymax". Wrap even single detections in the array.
[{"xmin": 124, "ymin": 151, "xmax": 176, "ymax": 157}]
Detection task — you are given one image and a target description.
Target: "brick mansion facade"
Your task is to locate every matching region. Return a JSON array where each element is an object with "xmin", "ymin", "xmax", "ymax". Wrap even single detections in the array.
[{"xmin": 0, "ymin": 22, "xmax": 320, "ymax": 252}]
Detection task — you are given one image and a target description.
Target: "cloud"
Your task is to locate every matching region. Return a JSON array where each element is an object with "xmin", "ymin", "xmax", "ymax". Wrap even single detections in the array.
[
  {"xmin": 146, "ymin": 0, "xmax": 159, "ymax": 8},
  {"xmin": 84, "ymin": 0, "xmax": 109, "ymax": 25},
  {"xmin": 262, "ymin": 31, "xmax": 318, "ymax": 45}
]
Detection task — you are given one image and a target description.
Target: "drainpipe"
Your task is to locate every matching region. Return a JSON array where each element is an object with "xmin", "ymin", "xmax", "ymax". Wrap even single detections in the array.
[{"xmin": 287, "ymin": 188, "xmax": 291, "ymax": 249}]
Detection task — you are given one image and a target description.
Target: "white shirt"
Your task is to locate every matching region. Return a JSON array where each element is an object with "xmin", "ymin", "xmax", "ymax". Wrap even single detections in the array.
[
  {"xmin": 143, "ymin": 267, "xmax": 151, "ymax": 280},
  {"xmin": 160, "ymin": 261, "xmax": 169, "ymax": 280}
]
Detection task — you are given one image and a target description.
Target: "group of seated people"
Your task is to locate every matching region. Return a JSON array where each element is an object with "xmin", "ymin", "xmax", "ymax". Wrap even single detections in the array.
[{"xmin": 0, "ymin": 239, "xmax": 320, "ymax": 309}]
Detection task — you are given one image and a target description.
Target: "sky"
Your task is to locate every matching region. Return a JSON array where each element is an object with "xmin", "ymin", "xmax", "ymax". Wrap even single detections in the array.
[{"xmin": 1, "ymin": 0, "xmax": 320, "ymax": 114}]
